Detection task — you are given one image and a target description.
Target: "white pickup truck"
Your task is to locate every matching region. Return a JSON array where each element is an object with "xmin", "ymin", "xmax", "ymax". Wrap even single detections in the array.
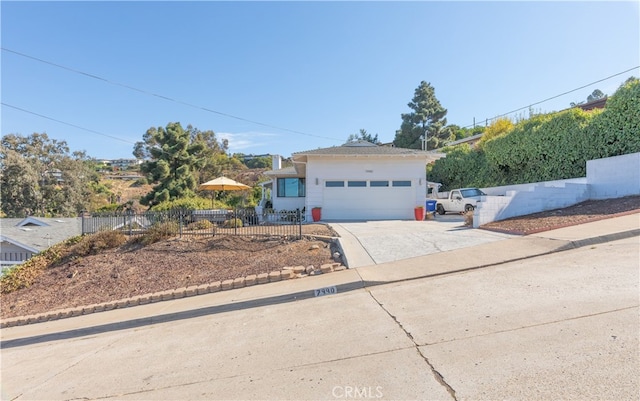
[{"xmin": 434, "ymin": 188, "xmax": 486, "ymax": 215}]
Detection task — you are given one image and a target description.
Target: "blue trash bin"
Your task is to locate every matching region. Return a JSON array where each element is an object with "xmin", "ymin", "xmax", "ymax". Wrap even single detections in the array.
[{"xmin": 426, "ymin": 200, "xmax": 437, "ymax": 213}]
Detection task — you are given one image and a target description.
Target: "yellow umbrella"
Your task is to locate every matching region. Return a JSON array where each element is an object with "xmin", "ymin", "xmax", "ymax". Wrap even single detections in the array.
[
  {"xmin": 199, "ymin": 176, "xmax": 250, "ymax": 191},
  {"xmin": 199, "ymin": 176, "xmax": 251, "ymax": 208}
]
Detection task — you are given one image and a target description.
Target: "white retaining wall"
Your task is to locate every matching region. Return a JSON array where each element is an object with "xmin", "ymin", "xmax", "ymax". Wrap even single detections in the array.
[
  {"xmin": 587, "ymin": 152, "xmax": 640, "ymax": 199},
  {"xmin": 473, "ymin": 152, "xmax": 640, "ymax": 228}
]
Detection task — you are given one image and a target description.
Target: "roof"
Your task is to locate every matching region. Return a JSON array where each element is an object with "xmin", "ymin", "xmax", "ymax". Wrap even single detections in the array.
[
  {"xmin": 293, "ymin": 140, "xmax": 428, "ymax": 156},
  {"xmin": 263, "ymin": 166, "xmax": 300, "ymax": 177},
  {"xmin": 445, "ymin": 133, "xmax": 484, "ymax": 147},
  {"xmin": 576, "ymin": 97, "xmax": 607, "ymax": 111},
  {"xmin": 0, "ymin": 217, "xmax": 83, "ymax": 252}
]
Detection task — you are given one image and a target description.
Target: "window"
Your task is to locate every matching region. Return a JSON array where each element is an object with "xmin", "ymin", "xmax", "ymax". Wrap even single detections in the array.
[
  {"xmin": 460, "ymin": 188, "xmax": 486, "ymax": 197},
  {"xmin": 325, "ymin": 181, "xmax": 345, "ymax": 187},
  {"xmin": 370, "ymin": 181, "xmax": 389, "ymax": 187},
  {"xmin": 348, "ymin": 181, "xmax": 367, "ymax": 187},
  {"xmin": 277, "ymin": 178, "xmax": 305, "ymax": 197},
  {"xmin": 392, "ymin": 180, "xmax": 412, "ymax": 187}
]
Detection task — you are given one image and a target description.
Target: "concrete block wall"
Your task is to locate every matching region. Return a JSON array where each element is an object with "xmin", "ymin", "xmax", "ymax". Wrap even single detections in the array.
[
  {"xmin": 587, "ymin": 152, "xmax": 640, "ymax": 200},
  {"xmin": 473, "ymin": 152, "xmax": 640, "ymax": 227}
]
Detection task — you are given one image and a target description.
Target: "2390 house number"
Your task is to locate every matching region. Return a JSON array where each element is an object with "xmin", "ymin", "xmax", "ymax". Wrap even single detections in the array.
[{"xmin": 314, "ymin": 286, "xmax": 337, "ymax": 297}]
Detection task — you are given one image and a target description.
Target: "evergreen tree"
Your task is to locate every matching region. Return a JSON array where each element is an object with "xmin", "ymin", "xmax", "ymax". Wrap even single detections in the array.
[
  {"xmin": 393, "ymin": 81, "xmax": 452, "ymax": 150},
  {"xmin": 346, "ymin": 129, "xmax": 381, "ymax": 145},
  {"xmin": 135, "ymin": 122, "xmax": 206, "ymax": 207}
]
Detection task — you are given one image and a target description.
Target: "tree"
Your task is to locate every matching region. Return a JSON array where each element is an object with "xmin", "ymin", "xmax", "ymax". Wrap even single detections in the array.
[
  {"xmin": 0, "ymin": 148, "xmax": 40, "ymax": 217},
  {"xmin": 587, "ymin": 89, "xmax": 605, "ymax": 103},
  {"xmin": 1, "ymin": 133, "xmax": 96, "ymax": 217},
  {"xmin": 571, "ymin": 89, "xmax": 606, "ymax": 106},
  {"xmin": 393, "ymin": 81, "xmax": 452, "ymax": 150},
  {"xmin": 134, "ymin": 122, "xmax": 208, "ymax": 207},
  {"xmin": 346, "ymin": 129, "xmax": 381, "ymax": 145},
  {"xmin": 476, "ymin": 118, "xmax": 514, "ymax": 148}
]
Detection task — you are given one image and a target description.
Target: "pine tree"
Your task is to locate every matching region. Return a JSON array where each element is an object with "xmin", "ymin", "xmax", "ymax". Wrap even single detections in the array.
[{"xmin": 393, "ymin": 81, "xmax": 452, "ymax": 150}]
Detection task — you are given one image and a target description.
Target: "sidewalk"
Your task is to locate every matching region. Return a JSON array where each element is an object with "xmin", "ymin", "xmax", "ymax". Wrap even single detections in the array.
[{"xmin": 2, "ymin": 213, "xmax": 638, "ymax": 344}]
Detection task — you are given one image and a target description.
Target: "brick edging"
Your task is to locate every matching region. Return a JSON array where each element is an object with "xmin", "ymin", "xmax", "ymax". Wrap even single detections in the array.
[{"xmin": 1, "ymin": 263, "xmax": 347, "ymax": 329}]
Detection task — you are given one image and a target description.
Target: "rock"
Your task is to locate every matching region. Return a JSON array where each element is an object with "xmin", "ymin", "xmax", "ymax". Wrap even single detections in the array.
[
  {"xmin": 320, "ymin": 264, "xmax": 334, "ymax": 273},
  {"xmin": 257, "ymin": 273, "xmax": 269, "ymax": 284},
  {"xmin": 305, "ymin": 265, "xmax": 315, "ymax": 274},
  {"xmin": 268, "ymin": 271, "xmax": 281, "ymax": 282},
  {"xmin": 309, "ymin": 244, "xmax": 320, "ymax": 250}
]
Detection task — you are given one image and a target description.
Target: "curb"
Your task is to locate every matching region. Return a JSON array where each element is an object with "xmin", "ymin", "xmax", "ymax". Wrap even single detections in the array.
[{"xmin": 0, "ymin": 262, "xmax": 347, "ymax": 329}]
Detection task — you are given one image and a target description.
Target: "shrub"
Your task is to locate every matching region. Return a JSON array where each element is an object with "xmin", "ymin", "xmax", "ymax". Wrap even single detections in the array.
[
  {"xmin": 151, "ymin": 196, "xmax": 214, "ymax": 211},
  {"xmin": 70, "ymin": 230, "xmax": 127, "ymax": 257},
  {"xmin": 137, "ymin": 221, "xmax": 179, "ymax": 245},
  {"xmin": 187, "ymin": 219, "xmax": 214, "ymax": 230},
  {"xmin": 223, "ymin": 218, "xmax": 243, "ymax": 228}
]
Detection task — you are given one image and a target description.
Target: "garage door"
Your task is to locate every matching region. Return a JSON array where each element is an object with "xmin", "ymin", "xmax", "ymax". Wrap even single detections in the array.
[{"xmin": 322, "ymin": 180, "xmax": 416, "ymax": 220}]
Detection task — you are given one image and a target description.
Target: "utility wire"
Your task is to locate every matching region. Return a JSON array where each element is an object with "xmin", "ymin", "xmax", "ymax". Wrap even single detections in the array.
[
  {"xmin": 461, "ymin": 66, "xmax": 640, "ymax": 129},
  {"xmin": 1, "ymin": 47, "xmax": 342, "ymax": 142},
  {"xmin": 2, "ymin": 102, "xmax": 136, "ymax": 145},
  {"xmin": 4, "ymin": 47, "xmax": 638, "ymax": 139}
]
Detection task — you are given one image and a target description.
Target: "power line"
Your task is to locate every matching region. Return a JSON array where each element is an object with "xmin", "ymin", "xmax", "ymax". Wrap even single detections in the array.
[
  {"xmin": 1, "ymin": 47, "xmax": 342, "ymax": 142},
  {"xmin": 462, "ymin": 66, "xmax": 640, "ymax": 129},
  {"xmin": 2, "ymin": 102, "xmax": 136, "ymax": 145}
]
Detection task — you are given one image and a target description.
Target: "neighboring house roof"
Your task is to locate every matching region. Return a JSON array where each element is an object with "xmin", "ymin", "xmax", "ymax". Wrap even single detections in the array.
[
  {"xmin": 0, "ymin": 217, "xmax": 82, "ymax": 253},
  {"xmin": 576, "ymin": 97, "xmax": 607, "ymax": 111},
  {"xmin": 446, "ymin": 133, "xmax": 484, "ymax": 147}
]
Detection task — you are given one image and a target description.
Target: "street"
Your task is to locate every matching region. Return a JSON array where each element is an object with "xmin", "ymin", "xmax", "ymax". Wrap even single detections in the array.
[{"xmin": 1, "ymin": 236, "xmax": 638, "ymax": 400}]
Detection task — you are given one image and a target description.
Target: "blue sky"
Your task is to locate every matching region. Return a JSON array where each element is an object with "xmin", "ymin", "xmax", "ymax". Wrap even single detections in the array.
[{"xmin": 2, "ymin": 1, "xmax": 639, "ymax": 160}]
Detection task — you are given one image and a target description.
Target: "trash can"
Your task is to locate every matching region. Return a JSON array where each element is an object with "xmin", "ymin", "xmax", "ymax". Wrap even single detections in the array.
[{"xmin": 426, "ymin": 200, "xmax": 437, "ymax": 213}]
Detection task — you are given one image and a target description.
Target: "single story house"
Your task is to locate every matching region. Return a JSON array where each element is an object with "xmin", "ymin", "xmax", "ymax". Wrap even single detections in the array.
[
  {"xmin": 0, "ymin": 217, "xmax": 82, "ymax": 269},
  {"xmin": 261, "ymin": 141, "xmax": 444, "ymax": 221}
]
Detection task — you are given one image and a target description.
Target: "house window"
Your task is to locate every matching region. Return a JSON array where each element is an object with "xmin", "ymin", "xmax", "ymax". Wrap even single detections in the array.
[
  {"xmin": 370, "ymin": 181, "xmax": 389, "ymax": 187},
  {"xmin": 392, "ymin": 180, "xmax": 412, "ymax": 187},
  {"xmin": 325, "ymin": 181, "xmax": 345, "ymax": 187},
  {"xmin": 277, "ymin": 178, "xmax": 305, "ymax": 197},
  {"xmin": 348, "ymin": 181, "xmax": 367, "ymax": 187}
]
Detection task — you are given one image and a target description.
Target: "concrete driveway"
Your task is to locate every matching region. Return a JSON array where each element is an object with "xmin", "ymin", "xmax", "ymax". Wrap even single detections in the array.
[{"xmin": 329, "ymin": 215, "xmax": 514, "ymax": 268}]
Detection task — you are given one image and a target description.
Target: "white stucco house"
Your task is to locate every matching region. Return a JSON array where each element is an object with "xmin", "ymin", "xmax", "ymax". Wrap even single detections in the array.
[{"xmin": 261, "ymin": 141, "xmax": 444, "ymax": 221}]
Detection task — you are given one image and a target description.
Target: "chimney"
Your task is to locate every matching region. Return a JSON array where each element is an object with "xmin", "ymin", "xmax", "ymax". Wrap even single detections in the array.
[{"xmin": 271, "ymin": 154, "xmax": 281, "ymax": 170}]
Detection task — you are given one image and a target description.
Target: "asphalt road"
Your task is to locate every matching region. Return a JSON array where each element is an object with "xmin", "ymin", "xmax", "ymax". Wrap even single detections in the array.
[{"xmin": 2, "ymin": 235, "xmax": 637, "ymax": 400}]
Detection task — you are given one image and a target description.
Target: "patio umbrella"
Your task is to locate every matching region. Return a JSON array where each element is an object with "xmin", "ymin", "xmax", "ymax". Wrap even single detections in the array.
[{"xmin": 199, "ymin": 176, "xmax": 251, "ymax": 207}]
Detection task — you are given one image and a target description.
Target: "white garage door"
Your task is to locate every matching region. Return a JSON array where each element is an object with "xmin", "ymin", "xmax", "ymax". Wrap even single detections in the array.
[{"xmin": 322, "ymin": 180, "xmax": 416, "ymax": 220}]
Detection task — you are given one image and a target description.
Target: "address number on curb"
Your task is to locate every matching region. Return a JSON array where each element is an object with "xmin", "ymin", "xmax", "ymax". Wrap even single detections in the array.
[{"xmin": 314, "ymin": 286, "xmax": 338, "ymax": 297}]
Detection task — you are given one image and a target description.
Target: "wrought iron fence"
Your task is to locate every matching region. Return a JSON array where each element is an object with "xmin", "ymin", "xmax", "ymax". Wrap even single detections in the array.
[{"xmin": 82, "ymin": 208, "xmax": 303, "ymax": 239}]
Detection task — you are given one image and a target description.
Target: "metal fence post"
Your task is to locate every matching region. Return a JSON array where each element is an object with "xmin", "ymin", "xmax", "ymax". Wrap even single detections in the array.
[
  {"xmin": 297, "ymin": 208, "xmax": 302, "ymax": 239},
  {"xmin": 234, "ymin": 208, "xmax": 237, "ymax": 235}
]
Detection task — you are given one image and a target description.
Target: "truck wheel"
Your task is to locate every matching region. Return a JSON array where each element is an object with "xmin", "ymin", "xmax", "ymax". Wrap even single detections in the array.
[
  {"xmin": 464, "ymin": 204, "xmax": 474, "ymax": 213},
  {"xmin": 436, "ymin": 204, "xmax": 446, "ymax": 215}
]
